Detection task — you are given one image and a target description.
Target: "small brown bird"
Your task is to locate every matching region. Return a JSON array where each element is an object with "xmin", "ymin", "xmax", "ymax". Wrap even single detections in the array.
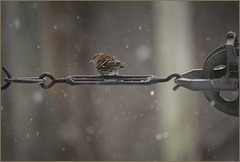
[{"xmin": 89, "ymin": 53, "xmax": 126, "ymax": 76}]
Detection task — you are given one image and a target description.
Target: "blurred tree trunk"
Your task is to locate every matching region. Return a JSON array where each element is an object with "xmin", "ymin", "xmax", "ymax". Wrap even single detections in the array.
[
  {"xmin": 1, "ymin": 2, "xmax": 54, "ymax": 160},
  {"xmin": 39, "ymin": 2, "xmax": 100, "ymax": 160},
  {"xmin": 154, "ymin": 1, "xmax": 200, "ymax": 160}
]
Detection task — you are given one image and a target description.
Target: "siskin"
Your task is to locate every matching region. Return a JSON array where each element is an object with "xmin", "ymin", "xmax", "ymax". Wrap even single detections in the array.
[{"xmin": 89, "ymin": 53, "xmax": 127, "ymax": 76}]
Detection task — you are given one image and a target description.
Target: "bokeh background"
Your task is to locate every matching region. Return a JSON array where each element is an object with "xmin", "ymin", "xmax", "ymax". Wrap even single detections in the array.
[{"xmin": 1, "ymin": 1, "xmax": 239, "ymax": 161}]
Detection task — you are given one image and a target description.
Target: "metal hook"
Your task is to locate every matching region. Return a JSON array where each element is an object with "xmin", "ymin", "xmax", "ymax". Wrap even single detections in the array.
[{"xmin": 39, "ymin": 72, "xmax": 66, "ymax": 89}]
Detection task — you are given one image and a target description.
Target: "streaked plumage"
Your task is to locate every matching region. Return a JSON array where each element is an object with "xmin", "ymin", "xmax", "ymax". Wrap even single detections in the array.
[{"xmin": 89, "ymin": 53, "xmax": 126, "ymax": 75}]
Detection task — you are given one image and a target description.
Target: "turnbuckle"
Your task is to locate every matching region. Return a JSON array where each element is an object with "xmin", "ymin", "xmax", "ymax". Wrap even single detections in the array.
[{"xmin": 1, "ymin": 68, "xmax": 183, "ymax": 90}]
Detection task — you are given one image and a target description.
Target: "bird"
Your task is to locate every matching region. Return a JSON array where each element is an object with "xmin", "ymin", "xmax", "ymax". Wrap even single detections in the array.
[{"xmin": 89, "ymin": 53, "xmax": 127, "ymax": 76}]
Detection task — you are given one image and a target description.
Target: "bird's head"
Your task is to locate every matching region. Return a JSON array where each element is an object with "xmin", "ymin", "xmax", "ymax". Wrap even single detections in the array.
[{"xmin": 89, "ymin": 53, "xmax": 103, "ymax": 63}]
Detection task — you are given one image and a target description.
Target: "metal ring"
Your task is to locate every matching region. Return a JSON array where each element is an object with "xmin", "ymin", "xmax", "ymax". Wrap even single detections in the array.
[
  {"xmin": 39, "ymin": 72, "xmax": 56, "ymax": 89},
  {"xmin": 201, "ymin": 47, "xmax": 239, "ymax": 117}
]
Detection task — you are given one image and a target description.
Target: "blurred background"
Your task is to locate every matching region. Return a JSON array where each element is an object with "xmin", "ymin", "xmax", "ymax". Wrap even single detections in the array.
[{"xmin": 1, "ymin": 1, "xmax": 239, "ymax": 161}]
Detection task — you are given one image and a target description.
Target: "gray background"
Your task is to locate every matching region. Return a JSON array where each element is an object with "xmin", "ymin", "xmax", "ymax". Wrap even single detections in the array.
[{"xmin": 1, "ymin": 1, "xmax": 239, "ymax": 161}]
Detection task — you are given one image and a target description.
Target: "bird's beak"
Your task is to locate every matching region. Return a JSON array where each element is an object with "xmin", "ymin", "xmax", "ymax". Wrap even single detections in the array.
[{"xmin": 89, "ymin": 60, "xmax": 93, "ymax": 63}]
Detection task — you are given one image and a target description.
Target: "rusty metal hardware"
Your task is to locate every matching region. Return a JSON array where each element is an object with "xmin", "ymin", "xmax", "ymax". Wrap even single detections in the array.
[
  {"xmin": 200, "ymin": 31, "xmax": 239, "ymax": 117},
  {"xmin": 1, "ymin": 68, "xmax": 182, "ymax": 91},
  {"xmin": 1, "ymin": 31, "xmax": 239, "ymax": 117},
  {"xmin": 174, "ymin": 68, "xmax": 238, "ymax": 91},
  {"xmin": 175, "ymin": 31, "xmax": 239, "ymax": 117}
]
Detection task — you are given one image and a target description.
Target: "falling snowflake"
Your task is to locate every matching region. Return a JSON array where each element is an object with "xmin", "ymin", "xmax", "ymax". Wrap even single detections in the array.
[{"xmin": 150, "ymin": 90, "xmax": 155, "ymax": 96}]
